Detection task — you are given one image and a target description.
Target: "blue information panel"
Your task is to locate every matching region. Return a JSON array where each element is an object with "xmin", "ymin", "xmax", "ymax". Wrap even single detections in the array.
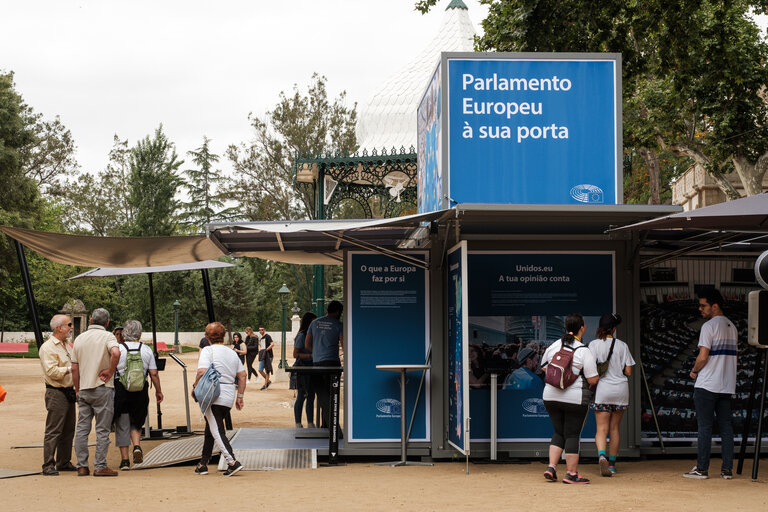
[
  {"xmin": 466, "ymin": 252, "xmax": 614, "ymax": 441},
  {"xmin": 417, "ymin": 54, "xmax": 623, "ymax": 211},
  {"xmin": 417, "ymin": 65, "xmax": 443, "ymax": 214},
  {"xmin": 347, "ymin": 252, "xmax": 430, "ymax": 442},
  {"xmin": 447, "ymin": 242, "xmax": 470, "ymax": 454},
  {"xmin": 448, "ymin": 57, "xmax": 619, "ymax": 205}
]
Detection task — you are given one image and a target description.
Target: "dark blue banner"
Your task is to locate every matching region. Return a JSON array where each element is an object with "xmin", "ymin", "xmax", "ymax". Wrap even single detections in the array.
[
  {"xmin": 468, "ymin": 252, "xmax": 614, "ymax": 316},
  {"xmin": 466, "ymin": 252, "xmax": 613, "ymax": 441},
  {"xmin": 347, "ymin": 252, "xmax": 429, "ymax": 442}
]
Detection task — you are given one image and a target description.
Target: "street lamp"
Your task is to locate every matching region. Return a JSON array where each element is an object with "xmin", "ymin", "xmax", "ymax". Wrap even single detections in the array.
[
  {"xmin": 278, "ymin": 284, "xmax": 290, "ymax": 369},
  {"xmin": 172, "ymin": 300, "xmax": 181, "ymax": 354}
]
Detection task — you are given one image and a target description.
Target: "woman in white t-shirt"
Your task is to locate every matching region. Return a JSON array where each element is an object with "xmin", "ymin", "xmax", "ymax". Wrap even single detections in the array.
[
  {"xmin": 192, "ymin": 322, "xmax": 246, "ymax": 476},
  {"xmin": 588, "ymin": 313, "xmax": 635, "ymax": 477},
  {"xmin": 541, "ymin": 313, "xmax": 599, "ymax": 485}
]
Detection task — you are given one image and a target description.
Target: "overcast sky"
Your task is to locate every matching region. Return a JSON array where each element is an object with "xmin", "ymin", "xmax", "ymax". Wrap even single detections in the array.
[{"xmin": 1, "ymin": 0, "xmax": 488, "ymax": 176}]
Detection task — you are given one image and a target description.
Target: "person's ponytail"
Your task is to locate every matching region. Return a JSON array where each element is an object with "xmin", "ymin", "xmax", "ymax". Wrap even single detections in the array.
[{"xmin": 562, "ymin": 313, "xmax": 585, "ymax": 347}]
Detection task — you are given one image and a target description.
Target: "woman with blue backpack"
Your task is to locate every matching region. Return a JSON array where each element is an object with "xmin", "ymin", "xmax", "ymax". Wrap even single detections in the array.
[
  {"xmin": 540, "ymin": 313, "xmax": 599, "ymax": 484},
  {"xmin": 193, "ymin": 322, "xmax": 246, "ymax": 476}
]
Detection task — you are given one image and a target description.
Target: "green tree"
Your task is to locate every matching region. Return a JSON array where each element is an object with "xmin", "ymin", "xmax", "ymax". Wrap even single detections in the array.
[
  {"xmin": 61, "ymin": 136, "xmax": 134, "ymax": 236},
  {"xmin": 128, "ymin": 125, "xmax": 183, "ymax": 237},
  {"xmin": 182, "ymin": 137, "xmax": 234, "ymax": 233},
  {"xmin": 0, "ymin": 71, "xmax": 47, "ymax": 331},
  {"xmin": 19, "ymin": 108, "xmax": 78, "ymax": 195},
  {"xmin": 227, "ymin": 73, "xmax": 357, "ymax": 221}
]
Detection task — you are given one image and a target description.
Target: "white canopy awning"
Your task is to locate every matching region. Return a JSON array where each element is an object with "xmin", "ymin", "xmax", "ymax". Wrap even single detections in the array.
[
  {"xmin": 0, "ymin": 226, "xmax": 226, "ymax": 267},
  {"xmin": 67, "ymin": 260, "xmax": 237, "ymax": 280}
]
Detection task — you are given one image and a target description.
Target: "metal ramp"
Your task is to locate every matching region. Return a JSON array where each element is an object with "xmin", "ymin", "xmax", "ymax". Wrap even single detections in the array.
[
  {"xmin": 215, "ymin": 428, "xmax": 322, "ymax": 471},
  {"xmin": 217, "ymin": 448, "xmax": 317, "ymax": 471},
  {"xmin": 0, "ymin": 469, "xmax": 40, "ymax": 479},
  {"xmin": 132, "ymin": 429, "xmax": 238, "ymax": 470}
]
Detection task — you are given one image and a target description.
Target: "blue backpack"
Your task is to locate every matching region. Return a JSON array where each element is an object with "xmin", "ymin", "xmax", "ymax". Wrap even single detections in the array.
[{"xmin": 193, "ymin": 347, "xmax": 221, "ymax": 414}]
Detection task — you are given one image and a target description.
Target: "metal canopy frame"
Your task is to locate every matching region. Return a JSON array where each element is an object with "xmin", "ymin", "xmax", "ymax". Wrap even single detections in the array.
[
  {"xmin": 295, "ymin": 146, "xmax": 418, "ymax": 220},
  {"xmin": 207, "ymin": 210, "xmax": 451, "ymax": 268}
]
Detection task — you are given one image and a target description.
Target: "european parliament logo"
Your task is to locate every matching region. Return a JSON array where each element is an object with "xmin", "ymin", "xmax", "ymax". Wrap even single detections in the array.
[
  {"xmin": 570, "ymin": 184, "xmax": 604, "ymax": 204},
  {"xmin": 376, "ymin": 398, "xmax": 401, "ymax": 416},
  {"xmin": 522, "ymin": 398, "xmax": 548, "ymax": 416}
]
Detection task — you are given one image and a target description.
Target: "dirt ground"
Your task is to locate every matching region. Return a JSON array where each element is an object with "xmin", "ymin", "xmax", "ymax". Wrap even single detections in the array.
[{"xmin": 1, "ymin": 354, "xmax": 767, "ymax": 512}]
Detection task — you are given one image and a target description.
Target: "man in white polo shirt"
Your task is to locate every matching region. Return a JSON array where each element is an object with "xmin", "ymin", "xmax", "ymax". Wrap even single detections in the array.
[
  {"xmin": 684, "ymin": 288, "xmax": 738, "ymax": 480},
  {"xmin": 71, "ymin": 308, "xmax": 120, "ymax": 477}
]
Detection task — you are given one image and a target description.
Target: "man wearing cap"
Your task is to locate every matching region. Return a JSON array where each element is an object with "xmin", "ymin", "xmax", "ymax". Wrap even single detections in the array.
[
  {"xmin": 684, "ymin": 288, "xmax": 738, "ymax": 480},
  {"xmin": 503, "ymin": 345, "xmax": 544, "ymax": 391},
  {"xmin": 71, "ymin": 308, "xmax": 120, "ymax": 477},
  {"xmin": 39, "ymin": 314, "xmax": 77, "ymax": 475}
]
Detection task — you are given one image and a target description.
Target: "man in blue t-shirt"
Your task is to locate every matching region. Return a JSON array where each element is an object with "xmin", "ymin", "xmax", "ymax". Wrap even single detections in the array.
[{"xmin": 306, "ymin": 301, "xmax": 343, "ymax": 427}]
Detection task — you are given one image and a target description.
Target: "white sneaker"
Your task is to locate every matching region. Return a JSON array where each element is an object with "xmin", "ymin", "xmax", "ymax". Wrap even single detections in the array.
[{"xmin": 683, "ymin": 466, "xmax": 708, "ymax": 479}]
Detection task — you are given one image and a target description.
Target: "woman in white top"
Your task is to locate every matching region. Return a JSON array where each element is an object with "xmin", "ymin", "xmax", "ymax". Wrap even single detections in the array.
[
  {"xmin": 193, "ymin": 322, "xmax": 246, "ymax": 476},
  {"xmin": 541, "ymin": 313, "xmax": 599, "ymax": 484},
  {"xmin": 588, "ymin": 313, "xmax": 635, "ymax": 477}
]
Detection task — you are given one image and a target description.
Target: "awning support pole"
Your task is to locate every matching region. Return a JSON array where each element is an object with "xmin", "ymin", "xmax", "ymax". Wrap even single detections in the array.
[
  {"xmin": 201, "ymin": 269, "xmax": 215, "ymax": 322},
  {"xmin": 199, "ymin": 268, "xmax": 230, "ymax": 428},
  {"xmin": 14, "ymin": 240, "xmax": 44, "ymax": 349},
  {"xmin": 148, "ymin": 272, "xmax": 162, "ymax": 430}
]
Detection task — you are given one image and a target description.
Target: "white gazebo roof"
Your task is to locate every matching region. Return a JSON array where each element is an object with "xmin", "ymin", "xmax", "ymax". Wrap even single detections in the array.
[{"xmin": 355, "ymin": 0, "xmax": 476, "ymax": 153}]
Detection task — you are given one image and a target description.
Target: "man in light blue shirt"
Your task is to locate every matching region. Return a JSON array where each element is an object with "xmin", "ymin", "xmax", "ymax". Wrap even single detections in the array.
[{"xmin": 306, "ymin": 301, "xmax": 343, "ymax": 427}]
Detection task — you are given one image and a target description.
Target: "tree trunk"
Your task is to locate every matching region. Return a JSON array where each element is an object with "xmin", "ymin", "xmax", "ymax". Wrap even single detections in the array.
[
  {"xmin": 661, "ymin": 138, "xmax": 742, "ymax": 200},
  {"xmin": 638, "ymin": 147, "xmax": 661, "ymax": 204},
  {"xmin": 733, "ymin": 153, "xmax": 767, "ymax": 196}
]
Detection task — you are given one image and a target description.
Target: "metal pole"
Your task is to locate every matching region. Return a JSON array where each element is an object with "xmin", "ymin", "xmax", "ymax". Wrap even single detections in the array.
[
  {"xmin": 14, "ymin": 241, "xmax": 44, "ymax": 349},
  {"xmin": 752, "ymin": 348, "xmax": 768, "ymax": 481},
  {"xmin": 738, "ymin": 349, "xmax": 762, "ymax": 475},
  {"xmin": 280, "ymin": 302, "xmax": 287, "ymax": 369},
  {"xmin": 169, "ymin": 353, "xmax": 192, "ymax": 433},
  {"xmin": 640, "ymin": 360, "xmax": 666, "ymax": 454},
  {"xmin": 406, "ymin": 344, "xmax": 432, "ymax": 442},
  {"xmin": 313, "ymin": 166, "xmax": 325, "ymax": 317},
  {"xmin": 173, "ymin": 301, "xmax": 180, "ymax": 354},
  {"xmin": 400, "ymin": 369, "xmax": 407, "ymax": 464},
  {"xmin": 201, "ymin": 269, "xmax": 215, "ymax": 322},
  {"xmin": 147, "ymin": 273, "xmax": 161, "ymax": 430},
  {"xmin": 490, "ymin": 373, "xmax": 498, "ymax": 461},
  {"xmin": 199, "ymin": 269, "xmax": 228, "ymax": 428}
]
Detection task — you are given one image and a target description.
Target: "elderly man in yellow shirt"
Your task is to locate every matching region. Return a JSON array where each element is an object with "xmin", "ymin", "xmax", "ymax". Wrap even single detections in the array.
[
  {"xmin": 39, "ymin": 314, "xmax": 77, "ymax": 476},
  {"xmin": 72, "ymin": 308, "xmax": 120, "ymax": 477}
]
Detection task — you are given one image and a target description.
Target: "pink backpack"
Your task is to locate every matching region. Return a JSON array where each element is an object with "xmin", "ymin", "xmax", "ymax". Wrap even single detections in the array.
[{"xmin": 545, "ymin": 344, "xmax": 585, "ymax": 390}]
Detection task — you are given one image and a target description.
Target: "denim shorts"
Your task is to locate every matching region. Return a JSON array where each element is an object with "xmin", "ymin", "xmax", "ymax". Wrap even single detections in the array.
[
  {"xmin": 591, "ymin": 403, "xmax": 628, "ymax": 413},
  {"xmin": 258, "ymin": 360, "xmax": 266, "ymax": 371}
]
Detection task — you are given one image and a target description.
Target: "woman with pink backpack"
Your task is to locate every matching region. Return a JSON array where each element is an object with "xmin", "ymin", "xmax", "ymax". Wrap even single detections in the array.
[{"xmin": 540, "ymin": 313, "xmax": 599, "ymax": 484}]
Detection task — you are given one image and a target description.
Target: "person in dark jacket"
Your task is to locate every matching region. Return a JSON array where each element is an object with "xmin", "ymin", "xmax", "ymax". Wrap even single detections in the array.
[{"xmin": 244, "ymin": 327, "xmax": 259, "ymax": 382}]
